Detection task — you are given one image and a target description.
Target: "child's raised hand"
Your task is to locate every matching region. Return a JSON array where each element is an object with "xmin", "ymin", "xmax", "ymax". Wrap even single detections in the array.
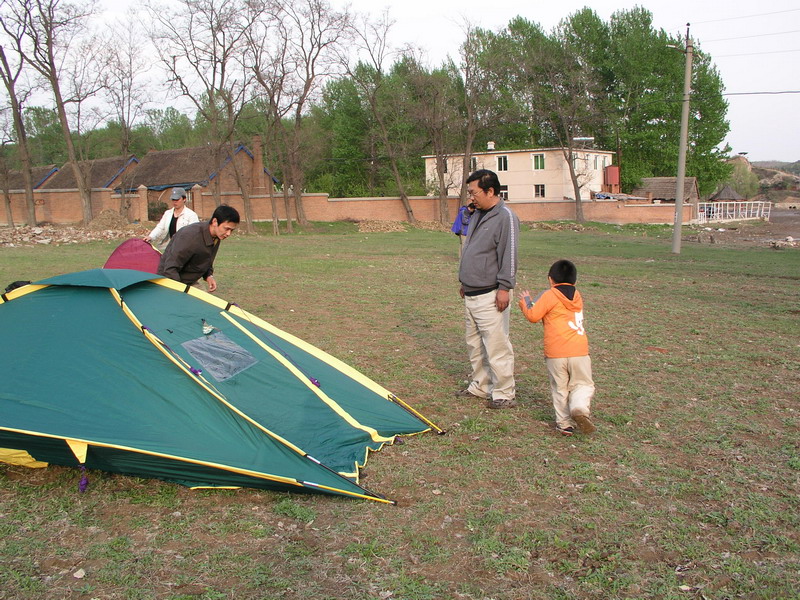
[{"xmin": 518, "ymin": 290, "xmax": 534, "ymax": 310}]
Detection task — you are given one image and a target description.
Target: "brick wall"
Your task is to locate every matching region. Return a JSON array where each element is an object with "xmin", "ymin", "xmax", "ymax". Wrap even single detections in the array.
[
  {"xmin": 1, "ymin": 188, "xmax": 148, "ymax": 225},
  {"xmin": 1, "ymin": 189, "xmax": 692, "ymax": 226},
  {"xmin": 510, "ymin": 199, "xmax": 693, "ymax": 224}
]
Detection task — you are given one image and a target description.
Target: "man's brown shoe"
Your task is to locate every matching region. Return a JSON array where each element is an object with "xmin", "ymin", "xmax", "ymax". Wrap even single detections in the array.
[
  {"xmin": 486, "ymin": 397, "xmax": 517, "ymax": 409},
  {"xmin": 573, "ymin": 415, "xmax": 596, "ymax": 434},
  {"xmin": 454, "ymin": 388, "xmax": 484, "ymax": 400}
]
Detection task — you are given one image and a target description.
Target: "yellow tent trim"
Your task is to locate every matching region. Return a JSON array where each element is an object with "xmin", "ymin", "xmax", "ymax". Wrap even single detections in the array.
[
  {"xmin": 66, "ymin": 439, "xmax": 88, "ymax": 463},
  {"xmin": 221, "ymin": 312, "xmax": 394, "ymax": 444},
  {"xmin": 0, "ymin": 284, "xmax": 48, "ymax": 304},
  {"xmin": 224, "ymin": 303, "xmax": 393, "ymax": 397},
  {"xmin": 0, "ymin": 427, "xmax": 303, "ymax": 490},
  {"xmin": 109, "ymin": 288, "xmax": 310, "ymax": 457},
  {"xmin": 0, "ymin": 447, "xmax": 48, "ymax": 468},
  {"xmin": 147, "ymin": 280, "xmax": 443, "ymax": 434}
]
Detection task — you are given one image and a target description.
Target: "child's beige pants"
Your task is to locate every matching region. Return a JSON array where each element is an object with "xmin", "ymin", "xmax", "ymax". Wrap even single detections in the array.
[{"xmin": 545, "ymin": 355, "xmax": 595, "ymax": 429}]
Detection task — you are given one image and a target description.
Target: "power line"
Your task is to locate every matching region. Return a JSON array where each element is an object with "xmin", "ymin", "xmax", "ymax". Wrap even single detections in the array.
[
  {"xmin": 723, "ymin": 90, "xmax": 800, "ymax": 96},
  {"xmin": 690, "ymin": 8, "xmax": 800, "ymax": 26},
  {"xmin": 714, "ymin": 48, "xmax": 800, "ymax": 57},
  {"xmin": 702, "ymin": 29, "xmax": 800, "ymax": 43}
]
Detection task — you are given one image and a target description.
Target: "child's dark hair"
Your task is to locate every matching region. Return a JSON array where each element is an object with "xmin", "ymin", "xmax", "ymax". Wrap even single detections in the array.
[{"xmin": 548, "ymin": 259, "xmax": 577, "ymax": 284}]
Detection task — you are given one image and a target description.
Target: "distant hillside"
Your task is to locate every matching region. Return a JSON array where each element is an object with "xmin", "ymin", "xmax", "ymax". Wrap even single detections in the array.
[{"xmin": 752, "ymin": 160, "xmax": 800, "ymax": 176}]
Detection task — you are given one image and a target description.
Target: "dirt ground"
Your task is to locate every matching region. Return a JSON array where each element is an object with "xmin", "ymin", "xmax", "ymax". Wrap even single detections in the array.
[{"xmin": 684, "ymin": 209, "xmax": 800, "ymax": 248}]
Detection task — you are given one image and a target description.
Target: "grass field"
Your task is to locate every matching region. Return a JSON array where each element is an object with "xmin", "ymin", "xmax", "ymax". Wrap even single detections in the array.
[{"xmin": 1, "ymin": 222, "xmax": 798, "ymax": 599}]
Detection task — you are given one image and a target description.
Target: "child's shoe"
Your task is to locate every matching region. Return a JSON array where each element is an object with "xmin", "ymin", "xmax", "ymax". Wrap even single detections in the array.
[{"xmin": 557, "ymin": 425, "xmax": 575, "ymax": 436}]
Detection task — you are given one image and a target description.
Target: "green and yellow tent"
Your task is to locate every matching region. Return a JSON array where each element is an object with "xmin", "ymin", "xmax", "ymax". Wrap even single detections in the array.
[{"xmin": 0, "ymin": 269, "xmax": 442, "ymax": 504}]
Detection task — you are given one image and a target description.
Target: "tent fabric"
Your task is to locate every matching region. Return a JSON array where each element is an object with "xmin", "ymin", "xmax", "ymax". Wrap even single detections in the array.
[
  {"xmin": 104, "ymin": 239, "xmax": 161, "ymax": 273},
  {"xmin": 0, "ymin": 270, "xmax": 441, "ymax": 502}
]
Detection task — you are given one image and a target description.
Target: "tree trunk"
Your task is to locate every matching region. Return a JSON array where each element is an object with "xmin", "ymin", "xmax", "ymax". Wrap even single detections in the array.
[
  {"xmin": 567, "ymin": 157, "xmax": 586, "ymax": 223},
  {"xmin": 3, "ymin": 189, "xmax": 13, "ymax": 226},
  {"xmin": 388, "ymin": 160, "xmax": 416, "ymax": 224},
  {"xmin": 436, "ymin": 156, "xmax": 450, "ymax": 225},
  {"xmin": 211, "ymin": 145, "xmax": 224, "ymax": 207},
  {"xmin": 228, "ymin": 150, "xmax": 255, "ymax": 234},
  {"xmin": 9, "ymin": 108, "xmax": 36, "ymax": 226},
  {"xmin": 282, "ymin": 187, "xmax": 293, "ymax": 233},
  {"xmin": 290, "ymin": 161, "xmax": 308, "ymax": 225},
  {"xmin": 118, "ymin": 190, "xmax": 130, "ymax": 221},
  {"xmin": 268, "ymin": 176, "xmax": 279, "ymax": 236},
  {"xmin": 52, "ymin": 78, "xmax": 92, "ymax": 225},
  {"xmin": 18, "ymin": 152, "xmax": 35, "ymax": 226},
  {"xmin": 293, "ymin": 188, "xmax": 307, "ymax": 226},
  {"xmin": 572, "ymin": 179, "xmax": 585, "ymax": 223},
  {"xmin": 459, "ymin": 112, "xmax": 478, "ymax": 207},
  {"xmin": 0, "ymin": 47, "xmax": 36, "ymax": 225},
  {"xmin": 1, "ymin": 160, "xmax": 13, "ymax": 225},
  {"xmin": 369, "ymin": 101, "xmax": 415, "ymax": 223}
]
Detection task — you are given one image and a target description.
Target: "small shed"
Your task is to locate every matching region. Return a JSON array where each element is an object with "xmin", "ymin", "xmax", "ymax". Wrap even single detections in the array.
[
  {"xmin": 630, "ymin": 177, "xmax": 700, "ymax": 203},
  {"xmin": 709, "ymin": 185, "xmax": 743, "ymax": 201}
]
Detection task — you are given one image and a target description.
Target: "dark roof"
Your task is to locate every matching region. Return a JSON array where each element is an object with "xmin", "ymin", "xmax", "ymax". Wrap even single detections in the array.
[
  {"xmin": 630, "ymin": 177, "xmax": 699, "ymax": 201},
  {"xmin": 41, "ymin": 155, "xmax": 138, "ymax": 189},
  {"xmin": 123, "ymin": 144, "xmax": 250, "ymax": 192},
  {"xmin": 710, "ymin": 185, "xmax": 744, "ymax": 201},
  {"xmin": 122, "ymin": 143, "xmax": 279, "ymax": 192},
  {"xmin": 0, "ymin": 165, "xmax": 58, "ymax": 190}
]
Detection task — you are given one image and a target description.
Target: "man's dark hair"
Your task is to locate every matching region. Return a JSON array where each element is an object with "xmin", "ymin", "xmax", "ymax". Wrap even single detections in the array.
[
  {"xmin": 211, "ymin": 204, "xmax": 240, "ymax": 224},
  {"xmin": 549, "ymin": 259, "xmax": 578, "ymax": 284},
  {"xmin": 466, "ymin": 169, "xmax": 501, "ymax": 197},
  {"xmin": 4, "ymin": 280, "xmax": 30, "ymax": 293}
]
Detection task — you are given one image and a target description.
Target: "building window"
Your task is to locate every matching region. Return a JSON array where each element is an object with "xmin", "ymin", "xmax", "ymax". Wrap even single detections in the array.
[
  {"xmin": 497, "ymin": 155, "xmax": 508, "ymax": 171},
  {"xmin": 470, "ymin": 156, "xmax": 477, "ymax": 172},
  {"xmin": 499, "ymin": 185, "xmax": 508, "ymax": 201},
  {"xmin": 594, "ymin": 155, "xmax": 599, "ymax": 170},
  {"xmin": 534, "ymin": 184, "xmax": 545, "ymax": 198},
  {"xmin": 532, "ymin": 153, "xmax": 545, "ymax": 170}
]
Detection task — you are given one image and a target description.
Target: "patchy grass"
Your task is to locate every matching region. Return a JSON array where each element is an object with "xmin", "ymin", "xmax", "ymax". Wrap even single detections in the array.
[{"xmin": 0, "ymin": 223, "xmax": 798, "ymax": 599}]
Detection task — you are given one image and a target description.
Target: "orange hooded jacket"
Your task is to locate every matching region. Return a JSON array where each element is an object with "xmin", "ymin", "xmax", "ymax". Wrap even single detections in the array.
[{"xmin": 518, "ymin": 283, "xmax": 589, "ymax": 359}]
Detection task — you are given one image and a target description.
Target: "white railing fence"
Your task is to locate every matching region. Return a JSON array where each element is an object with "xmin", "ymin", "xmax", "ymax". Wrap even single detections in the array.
[{"xmin": 697, "ymin": 201, "xmax": 772, "ymax": 224}]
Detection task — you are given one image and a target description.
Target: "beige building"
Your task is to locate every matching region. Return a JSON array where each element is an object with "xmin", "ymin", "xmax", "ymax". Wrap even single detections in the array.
[{"xmin": 423, "ymin": 144, "xmax": 616, "ymax": 202}]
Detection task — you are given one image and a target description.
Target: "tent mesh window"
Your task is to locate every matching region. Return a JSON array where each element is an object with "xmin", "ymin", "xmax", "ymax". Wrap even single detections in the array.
[{"xmin": 182, "ymin": 332, "xmax": 258, "ymax": 382}]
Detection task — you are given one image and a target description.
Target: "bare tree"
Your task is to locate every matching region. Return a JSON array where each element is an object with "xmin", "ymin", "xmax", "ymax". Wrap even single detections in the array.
[
  {"xmin": 246, "ymin": 7, "xmax": 296, "ymax": 233},
  {"xmin": 147, "ymin": 0, "xmax": 261, "ymax": 232},
  {"xmin": 456, "ymin": 23, "xmax": 497, "ymax": 207},
  {"xmin": 249, "ymin": 0, "xmax": 350, "ymax": 227},
  {"xmin": 8, "ymin": 0, "xmax": 102, "ymax": 226},
  {"xmin": 0, "ymin": 2, "xmax": 37, "ymax": 225},
  {"xmin": 104, "ymin": 14, "xmax": 150, "ymax": 156},
  {"xmin": 348, "ymin": 11, "xmax": 415, "ymax": 222},
  {"xmin": 533, "ymin": 31, "xmax": 604, "ymax": 223},
  {"xmin": 103, "ymin": 17, "xmax": 150, "ymax": 218},
  {"xmin": 405, "ymin": 58, "xmax": 462, "ymax": 224},
  {"xmin": 0, "ymin": 108, "xmax": 17, "ymax": 225}
]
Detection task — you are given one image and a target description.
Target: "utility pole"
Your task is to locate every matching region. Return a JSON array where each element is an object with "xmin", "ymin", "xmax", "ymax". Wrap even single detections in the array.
[{"xmin": 672, "ymin": 24, "xmax": 693, "ymax": 254}]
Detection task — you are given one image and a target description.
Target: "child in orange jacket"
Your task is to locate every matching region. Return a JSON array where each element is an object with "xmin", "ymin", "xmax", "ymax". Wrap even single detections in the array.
[{"xmin": 518, "ymin": 260, "xmax": 596, "ymax": 436}]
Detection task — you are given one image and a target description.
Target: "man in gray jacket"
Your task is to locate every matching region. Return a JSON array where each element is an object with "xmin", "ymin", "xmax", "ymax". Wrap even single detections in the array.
[{"xmin": 456, "ymin": 169, "xmax": 519, "ymax": 409}]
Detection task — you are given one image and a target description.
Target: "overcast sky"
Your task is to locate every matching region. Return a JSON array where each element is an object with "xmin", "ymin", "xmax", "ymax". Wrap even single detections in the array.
[{"xmin": 102, "ymin": 0, "xmax": 799, "ymax": 163}]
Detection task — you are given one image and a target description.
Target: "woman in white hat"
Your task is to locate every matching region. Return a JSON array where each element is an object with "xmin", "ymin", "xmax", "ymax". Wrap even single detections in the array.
[{"xmin": 144, "ymin": 187, "xmax": 200, "ymax": 251}]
